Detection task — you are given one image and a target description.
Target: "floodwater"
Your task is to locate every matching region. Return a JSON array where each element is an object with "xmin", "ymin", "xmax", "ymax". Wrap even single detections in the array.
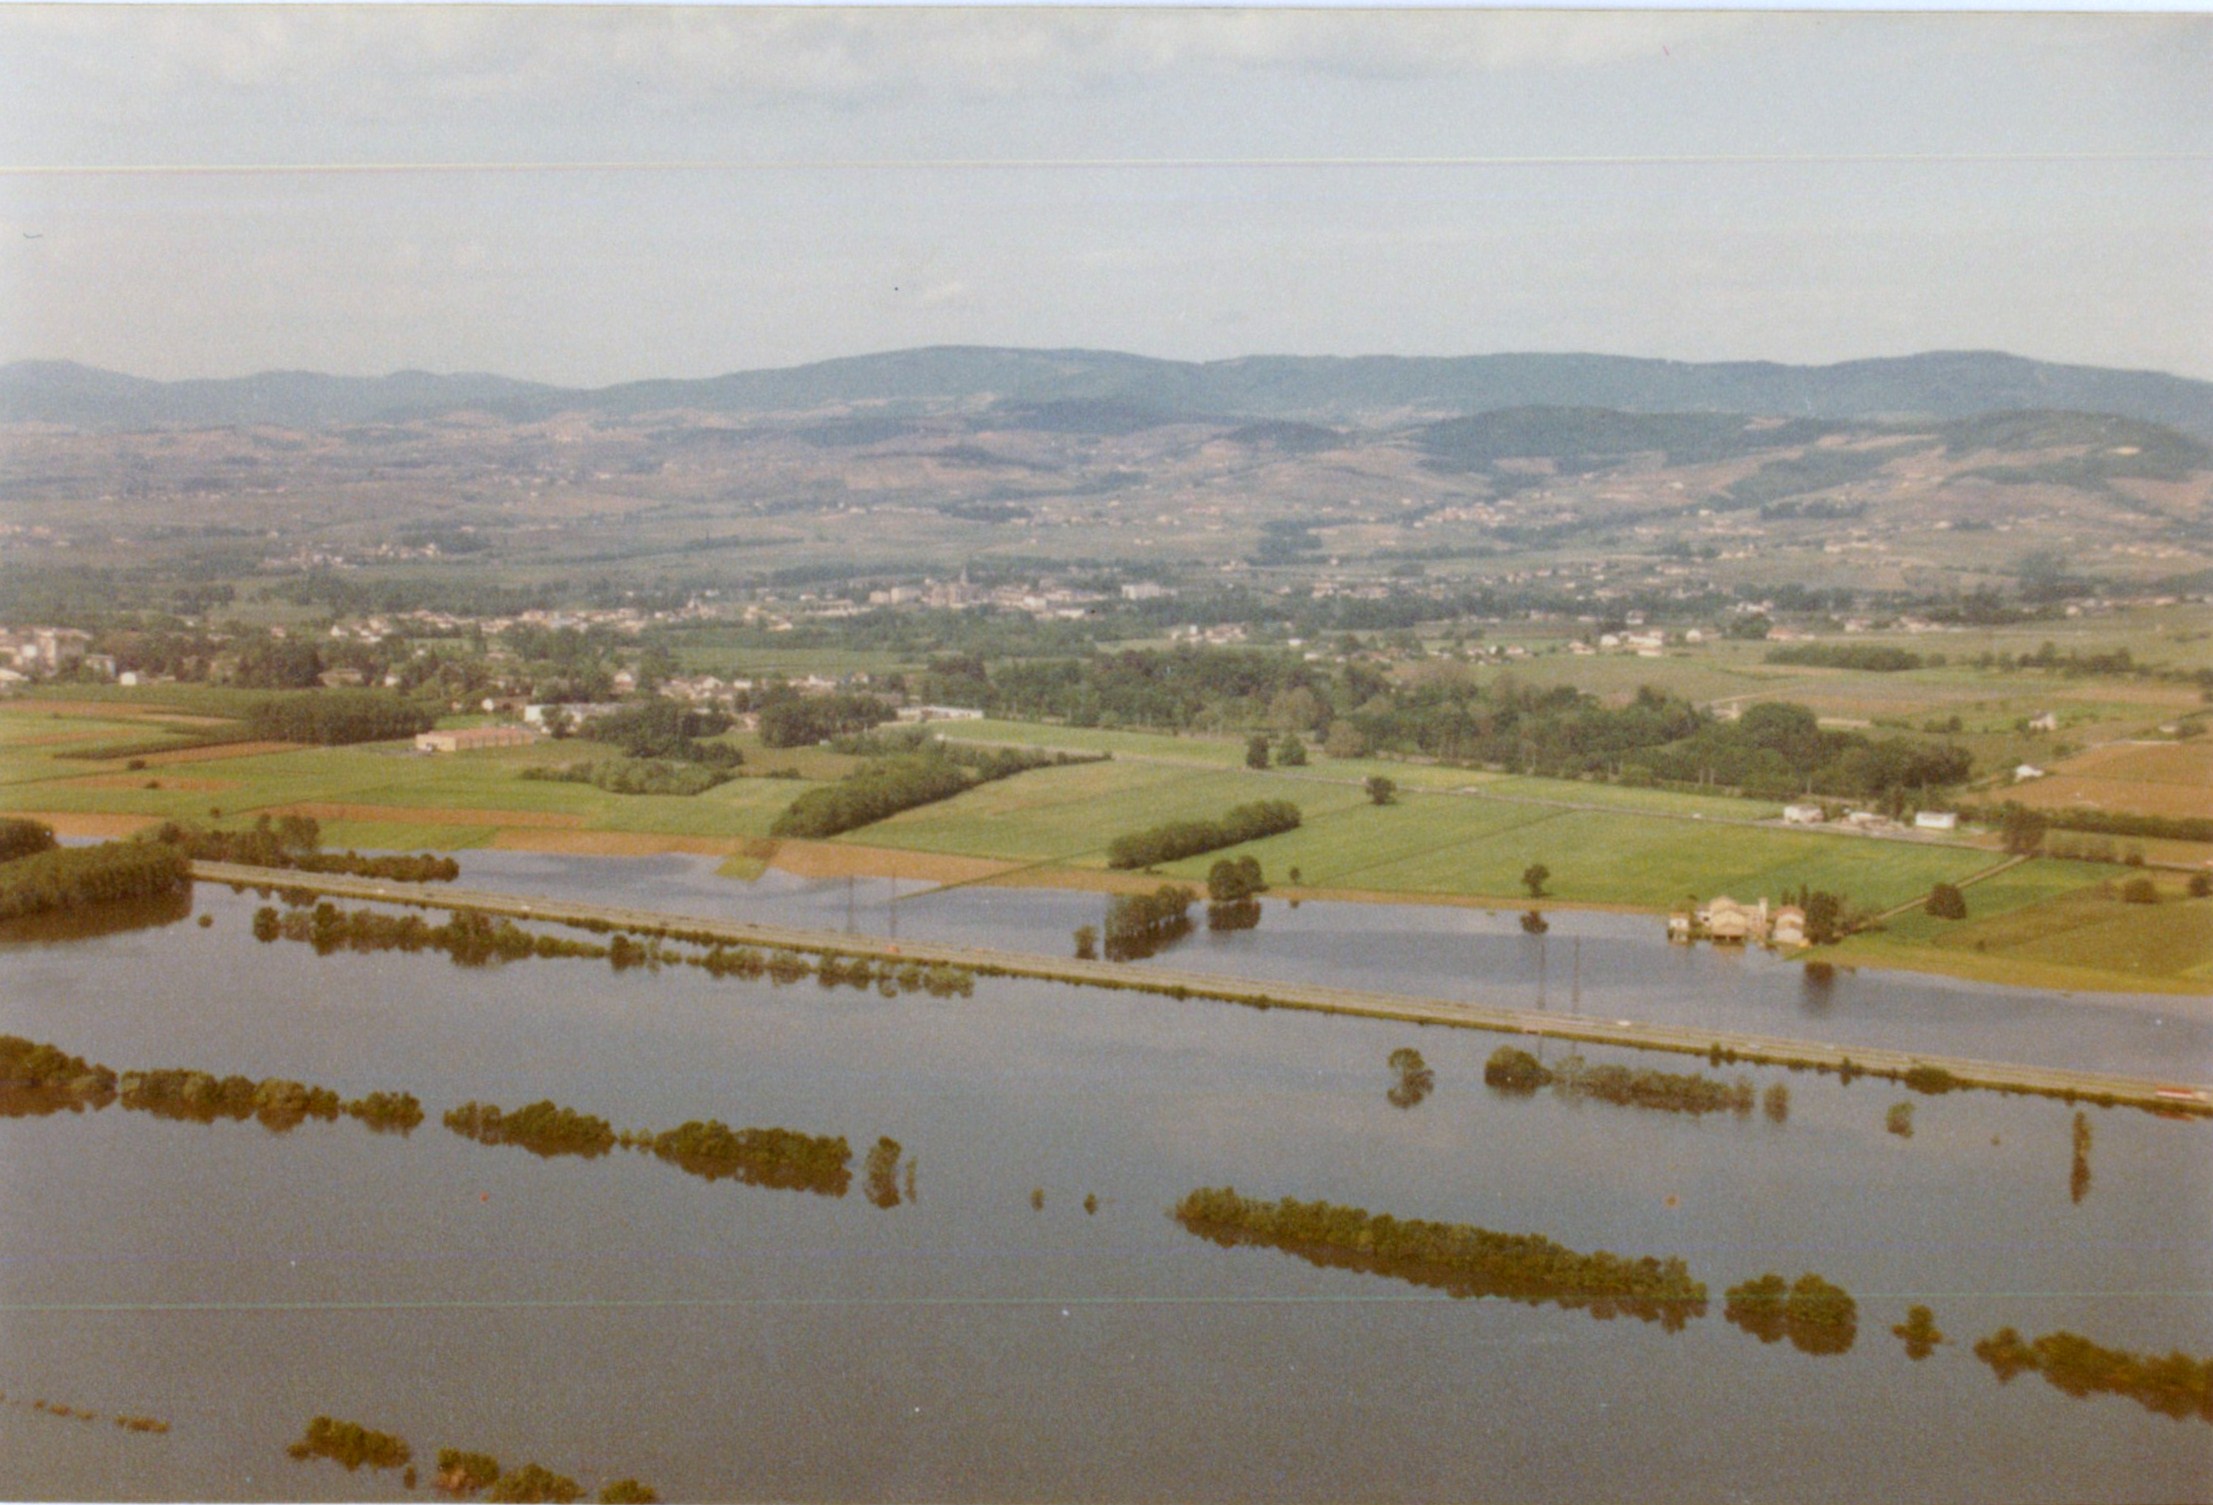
[
  {"xmin": 453, "ymin": 851, "xmax": 2213, "ymax": 1080},
  {"xmin": 1, "ymin": 864, "xmax": 2208, "ymax": 1502}
]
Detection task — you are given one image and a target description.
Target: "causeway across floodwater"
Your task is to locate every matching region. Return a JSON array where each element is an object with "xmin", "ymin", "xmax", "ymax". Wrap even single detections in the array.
[{"xmin": 192, "ymin": 860, "xmax": 2213, "ymax": 1116}]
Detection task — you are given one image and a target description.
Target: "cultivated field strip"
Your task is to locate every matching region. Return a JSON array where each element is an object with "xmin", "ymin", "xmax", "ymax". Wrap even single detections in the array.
[{"xmin": 191, "ymin": 861, "xmax": 2213, "ymax": 1114}]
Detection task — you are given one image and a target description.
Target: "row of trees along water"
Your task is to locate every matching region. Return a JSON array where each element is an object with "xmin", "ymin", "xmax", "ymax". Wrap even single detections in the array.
[
  {"xmin": 288, "ymin": 1414, "xmax": 658, "ymax": 1502},
  {"xmin": 159, "ymin": 815, "xmax": 460, "ymax": 882},
  {"xmin": 1171, "ymin": 1187, "xmax": 1710, "ymax": 1329},
  {"xmin": 250, "ymin": 900, "xmax": 977, "ymax": 995},
  {"xmin": 1106, "ymin": 799, "xmax": 1301, "ymax": 869},
  {"xmin": 0, "ymin": 1033, "xmax": 421, "ymax": 1132},
  {"xmin": 0, "ymin": 829, "xmax": 189, "ymax": 922}
]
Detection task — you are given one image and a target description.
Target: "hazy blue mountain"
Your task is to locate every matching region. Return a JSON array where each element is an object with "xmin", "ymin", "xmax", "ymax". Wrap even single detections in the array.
[
  {"xmin": 0, "ymin": 361, "xmax": 565, "ymax": 429},
  {"xmin": 5, "ymin": 347, "xmax": 2210, "ymax": 438}
]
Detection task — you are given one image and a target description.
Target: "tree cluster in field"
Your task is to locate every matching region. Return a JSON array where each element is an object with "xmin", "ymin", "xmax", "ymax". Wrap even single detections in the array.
[
  {"xmin": 1724, "ymin": 1272, "xmax": 1858, "ymax": 1355},
  {"xmin": 1106, "ymin": 799, "xmax": 1301, "ymax": 870},
  {"xmin": 919, "ymin": 648, "xmax": 1973, "ymax": 798},
  {"xmin": 0, "ymin": 817, "xmax": 56, "ymax": 864},
  {"xmin": 522, "ymin": 758, "xmax": 735, "ymax": 796},
  {"xmin": 1975, "ymin": 1327, "xmax": 2213, "ymax": 1424},
  {"xmin": 771, "ymin": 753, "xmax": 976, "ymax": 838},
  {"xmin": 244, "ymin": 690, "xmax": 436, "ymax": 746},
  {"xmin": 648, "ymin": 1119, "xmax": 853, "ymax": 1196},
  {"xmin": 1765, "ymin": 644, "xmax": 1929, "ymax": 672},
  {"xmin": 1630, "ymin": 700, "xmax": 1971, "ymax": 803},
  {"xmin": 576, "ymin": 700, "xmax": 743, "ymax": 767},
  {"xmin": 160, "ymin": 815, "xmax": 459, "ymax": 882},
  {"xmin": 1924, "ymin": 882, "xmax": 1968, "ymax": 920},
  {"xmin": 773, "ymin": 741, "xmax": 1086, "ymax": 839},
  {"xmin": 1173, "ymin": 1187, "xmax": 1708, "ymax": 1328},
  {"xmin": 1969, "ymin": 800, "xmax": 2213, "ymax": 849},
  {"xmin": 830, "ymin": 726, "xmax": 1108, "ymax": 776},
  {"xmin": 0, "ymin": 839, "xmax": 191, "ymax": 922},
  {"xmin": 1481, "ymin": 1047, "xmax": 1755, "ymax": 1117},
  {"xmin": 757, "ymin": 691, "xmax": 895, "ymax": 748},
  {"xmin": 981, "ymin": 647, "xmax": 1331, "ymax": 730},
  {"xmin": 1103, "ymin": 884, "xmax": 1196, "ymax": 960},
  {"xmin": 444, "ymin": 1099, "xmax": 617, "ymax": 1159}
]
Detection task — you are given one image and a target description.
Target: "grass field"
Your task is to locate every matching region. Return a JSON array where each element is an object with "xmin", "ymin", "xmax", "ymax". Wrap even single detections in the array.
[
  {"xmin": 1840, "ymin": 869, "xmax": 2213, "ymax": 992},
  {"xmin": 2010, "ymin": 738, "xmax": 2213, "ymax": 820},
  {"xmin": 1149, "ymin": 795, "xmax": 1996, "ymax": 910},
  {"xmin": 851, "ymin": 760, "xmax": 1372, "ymax": 864}
]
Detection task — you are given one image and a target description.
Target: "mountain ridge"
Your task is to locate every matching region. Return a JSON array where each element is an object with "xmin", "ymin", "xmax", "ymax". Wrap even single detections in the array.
[{"xmin": 5, "ymin": 347, "xmax": 2210, "ymax": 439}]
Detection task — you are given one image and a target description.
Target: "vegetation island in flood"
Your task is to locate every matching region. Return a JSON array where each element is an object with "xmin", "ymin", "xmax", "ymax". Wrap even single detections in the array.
[{"xmin": 1172, "ymin": 1186, "xmax": 1708, "ymax": 1328}]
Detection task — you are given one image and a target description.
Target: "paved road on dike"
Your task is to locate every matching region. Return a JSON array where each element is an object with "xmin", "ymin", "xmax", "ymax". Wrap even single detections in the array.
[{"xmin": 193, "ymin": 860, "xmax": 2213, "ymax": 1114}]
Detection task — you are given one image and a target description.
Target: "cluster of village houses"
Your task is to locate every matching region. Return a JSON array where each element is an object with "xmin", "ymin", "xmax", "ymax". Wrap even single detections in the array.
[
  {"xmin": 1668, "ymin": 896, "xmax": 1809, "ymax": 949},
  {"xmin": 1783, "ymin": 802, "xmax": 1960, "ymax": 834},
  {"xmin": 0, "ymin": 626, "xmax": 111, "ymax": 684}
]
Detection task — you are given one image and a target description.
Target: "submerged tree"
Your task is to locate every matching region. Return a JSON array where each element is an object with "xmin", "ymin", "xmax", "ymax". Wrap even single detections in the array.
[
  {"xmin": 2071, "ymin": 1110, "xmax": 2093, "ymax": 1205},
  {"xmin": 1893, "ymin": 1305, "xmax": 1947, "ymax": 1360},
  {"xmin": 865, "ymin": 1135, "xmax": 904, "ymax": 1209},
  {"xmin": 1387, "ymin": 1047, "xmax": 1436, "ymax": 1110}
]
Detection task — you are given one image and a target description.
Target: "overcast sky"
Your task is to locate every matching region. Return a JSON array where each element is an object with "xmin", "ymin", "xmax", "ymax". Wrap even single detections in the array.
[{"xmin": 1, "ymin": 7, "xmax": 2208, "ymax": 385}]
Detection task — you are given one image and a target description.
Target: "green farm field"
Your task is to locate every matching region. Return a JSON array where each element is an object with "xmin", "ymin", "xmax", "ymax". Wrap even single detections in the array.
[
  {"xmin": 850, "ymin": 759, "xmax": 1372, "ymax": 865},
  {"xmin": 1839, "ymin": 869, "xmax": 2213, "ymax": 993},
  {"xmin": 6, "ymin": 691, "xmax": 2203, "ymax": 996},
  {"xmin": 1148, "ymin": 794, "xmax": 1998, "ymax": 910}
]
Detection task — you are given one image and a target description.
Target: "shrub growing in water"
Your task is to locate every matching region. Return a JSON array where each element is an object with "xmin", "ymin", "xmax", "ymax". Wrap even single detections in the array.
[{"xmin": 287, "ymin": 1415, "xmax": 411, "ymax": 1471}]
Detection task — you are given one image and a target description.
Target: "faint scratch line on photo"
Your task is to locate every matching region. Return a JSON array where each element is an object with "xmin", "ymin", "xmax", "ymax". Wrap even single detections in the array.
[{"xmin": 3, "ymin": 153, "xmax": 2209, "ymax": 177}]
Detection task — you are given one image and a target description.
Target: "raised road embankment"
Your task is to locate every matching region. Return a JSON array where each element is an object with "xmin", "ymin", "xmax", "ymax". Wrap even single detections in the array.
[{"xmin": 191, "ymin": 860, "xmax": 2212, "ymax": 1116}]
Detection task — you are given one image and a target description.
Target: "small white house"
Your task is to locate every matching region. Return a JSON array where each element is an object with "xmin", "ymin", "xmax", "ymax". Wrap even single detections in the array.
[
  {"xmin": 2014, "ymin": 764, "xmax": 2047, "ymax": 783},
  {"xmin": 1913, "ymin": 811, "xmax": 1959, "ymax": 832},
  {"xmin": 1783, "ymin": 804, "xmax": 1827, "ymax": 825}
]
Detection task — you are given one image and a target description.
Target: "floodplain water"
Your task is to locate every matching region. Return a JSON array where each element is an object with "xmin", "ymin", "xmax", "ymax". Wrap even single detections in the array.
[{"xmin": 1, "ymin": 859, "xmax": 2208, "ymax": 1501}]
